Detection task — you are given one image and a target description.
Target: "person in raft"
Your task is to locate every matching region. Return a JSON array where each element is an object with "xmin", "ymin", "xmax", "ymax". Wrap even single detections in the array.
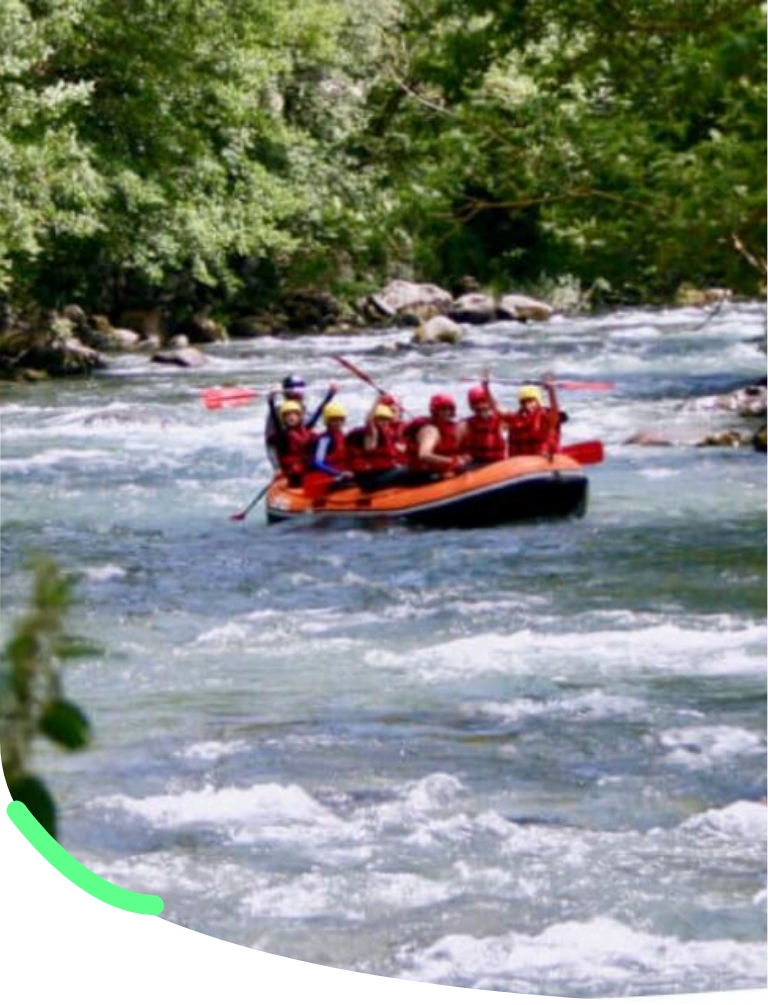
[
  {"xmin": 459, "ymin": 384, "xmax": 509, "ymax": 466},
  {"xmin": 375, "ymin": 393, "xmax": 406, "ymax": 438},
  {"xmin": 405, "ymin": 394, "xmax": 473, "ymax": 476},
  {"xmin": 347, "ymin": 402, "xmax": 410, "ymax": 491},
  {"xmin": 506, "ymin": 382, "xmax": 564, "ymax": 459},
  {"xmin": 309, "ymin": 402, "xmax": 355, "ymax": 487},
  {"xmin": 265, "ymin": 374, "xmax": 337, "ymax": 469},
  {"xmin": 267, "ymin": 398, "xmax": 316, "ymax": 486}
]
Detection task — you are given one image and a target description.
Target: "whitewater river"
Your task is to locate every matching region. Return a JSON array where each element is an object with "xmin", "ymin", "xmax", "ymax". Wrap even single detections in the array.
[{"xmin": 1, "ymin": 302, "xmax": 765, "ymax": 996}]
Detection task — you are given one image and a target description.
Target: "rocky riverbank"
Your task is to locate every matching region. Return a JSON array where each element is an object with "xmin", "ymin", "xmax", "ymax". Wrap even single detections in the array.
[{"xmin": 1, "ymin": 282, "xmax": 764, "ymax": 451}]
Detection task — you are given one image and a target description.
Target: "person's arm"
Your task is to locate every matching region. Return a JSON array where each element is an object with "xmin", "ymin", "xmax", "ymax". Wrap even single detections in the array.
[
  {"xmin": 306, "ymin": 383, "xmax": 338, "ymax": 430},
  {"xmin": 267, "ymin": 392, "xmax": 289, "ymax": 453},
  {"xmin": 312, "ymin": 434, "xmax": 342, "ymax": 476},
  {"xmin": 482, "ymin": 376, "xmax": 515, "ymax": 422},
  {"xmin": 416, "ymin": 425, "xmax": 462, "ymax": 473},
  {"xmin": 543, "ymin": 381, "xmax": 561, "ymax": 455},
  {"xmin": 361, "ymin": 400, "xmax": 380, "ymax": 451}
]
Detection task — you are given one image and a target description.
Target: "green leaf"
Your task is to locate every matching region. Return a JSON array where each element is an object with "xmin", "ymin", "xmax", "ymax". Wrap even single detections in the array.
[
  {"xmin": 38, "ymin": 699, "xmax": 91, "ymax": 751},
  {"xmin": 9, "ymin": 774, "xmax": 58, "ymax": 839}
]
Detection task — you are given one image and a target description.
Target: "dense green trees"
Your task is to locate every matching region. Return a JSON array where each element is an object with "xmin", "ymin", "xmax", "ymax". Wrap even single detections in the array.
[
  {"xmin": 0, "ymin": 0, "xmax": 764, "ymax": 321},
  {"xmin": 353, "ymin": 0, "xmax": 766, "ymax": 299}
]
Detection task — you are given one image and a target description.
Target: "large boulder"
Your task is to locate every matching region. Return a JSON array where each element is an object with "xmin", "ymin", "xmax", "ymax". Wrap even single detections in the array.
[
  {"xmin": 87, "ymin": 315, "xmax": 143, "ymax": 351},
  {"xmin": 697, "ymin": 430, "xmax": 750, "ymax": 448},
  {"xmin": 497, "ymin": 294, "xmax": 554, "ymax": 322},
  {"xmin": 412, "ymin": 315, "xmax": 463, "ymax": 345},
  {"xmin": 0, "ymin": 314, "xmax": 108, "ymax": 377},
  {"xmin": 449, "ymin": 293, "xmax": 497, "ymax": 325},
  {"xmin": 151, "ymin": 347, "xmax": 209, "ymax": 368},
  {"xmin": 369, "ymin": 280, "xmax": 453, "ymax": 323},
  {"xmin": 687, "ymin": 381, "xmax": 767, "ymax": 418}
]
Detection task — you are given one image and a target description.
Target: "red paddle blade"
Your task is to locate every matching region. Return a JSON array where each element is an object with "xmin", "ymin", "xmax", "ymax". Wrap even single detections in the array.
[
  {"xmin": 229, "ymin": 511, "xmax": 248, "ymax": 521},
  {"xmin": 561, "ymin": 440, "xmax": 605, "ymax": 464},
  {"xmin": 201, "ymin": 387, "xmax": 257, "ymax": 409}
]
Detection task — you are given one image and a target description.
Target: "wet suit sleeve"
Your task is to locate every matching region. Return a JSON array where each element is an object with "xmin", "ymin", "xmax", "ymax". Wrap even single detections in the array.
[
  {"xmin": 267, "ymin": 396, "xmax": 290, "ymax": 453},
  {"xmin": 312, "ymin": 434, "xmax": 341, "ymax": 475},
  {"xmin": 306, "ymin": 386, "xmax": 336, "ymax": 430}
]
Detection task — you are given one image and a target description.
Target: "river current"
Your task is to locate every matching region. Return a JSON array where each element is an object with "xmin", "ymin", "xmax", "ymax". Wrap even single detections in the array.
[{"xmin": 1, "ymin": 303, "xmax": 766, "ymax": 996}]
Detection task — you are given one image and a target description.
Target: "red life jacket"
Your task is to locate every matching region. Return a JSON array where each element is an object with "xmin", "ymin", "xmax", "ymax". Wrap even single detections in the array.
[
  {"xmin": 347, "ymin": 425, "xmax": 402, "ymax": 474},
  {"xmin": 405, "ymin": 417, "xmax": 461, "ymax": 469},
  {"xmin": 507, "ymin": 408, "xmax": 559, "ymax": 457},
  {"xmin": 465, "ymin": 413, "xmax": 506, "ymax": 463},
  {"xmin": 277, "ymin": 425, "xmax": 315, "ymax": 479}
]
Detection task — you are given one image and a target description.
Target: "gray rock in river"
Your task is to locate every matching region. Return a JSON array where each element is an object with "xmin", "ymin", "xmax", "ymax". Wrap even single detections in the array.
[{"xmin": 151, "ymin": 347, "xmax": 209, "ymax": 368}]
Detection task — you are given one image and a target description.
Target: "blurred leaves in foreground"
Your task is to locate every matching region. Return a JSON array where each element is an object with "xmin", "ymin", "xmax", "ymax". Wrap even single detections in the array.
[{"xmin": 1, "ymin": 556, "xmax": 99, "ymax": 838}]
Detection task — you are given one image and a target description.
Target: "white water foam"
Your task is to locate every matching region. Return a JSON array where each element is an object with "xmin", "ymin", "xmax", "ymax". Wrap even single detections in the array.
[
  {"xmin": 659, "ymin": 726, "xmax": 766, "ymax": 770},
  {"xmin": 394, "ymin": 915, "xmax": 767, "ymax": 993},
  {"xmin": 95, "ymin": 782, "xmax": 339, "ymax": 830},
  {"xmin": 177, "ymin": 740, "xmax": 250, "ymax": 762},
  {"xmin": 677, "ymin": 800, "xmax": 767, "ymax": 845},
  {"xmin": 471, "ymin": 689, "xmax": 646, "ymax": 724},
  {"xmin": 82, "ymin": 563, "xmax": 128, "ymax": 581},
  {"xmin": 0, "ymin": 447, "xmax": 113, "ymax": 471},
  {"xmin": 363, "ymin": 618, "xmax": 765, "ymax": 682}
]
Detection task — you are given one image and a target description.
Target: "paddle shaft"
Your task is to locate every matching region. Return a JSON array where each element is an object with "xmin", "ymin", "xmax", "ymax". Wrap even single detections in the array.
[
  {"xmin": 229, "ymin": 482, "xmax": 270, "ymax": 521},
  {"xmin": 333, "ymin": 355, "xmax": 390, "ymax": 397}
]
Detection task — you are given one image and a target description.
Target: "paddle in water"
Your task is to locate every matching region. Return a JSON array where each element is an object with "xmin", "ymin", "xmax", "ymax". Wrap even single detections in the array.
[{"xmin": 229, "ymin": 483, "xmax": 271, "ymax": 521}]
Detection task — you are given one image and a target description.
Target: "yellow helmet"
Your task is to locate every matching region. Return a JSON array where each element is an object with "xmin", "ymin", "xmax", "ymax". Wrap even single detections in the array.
[
  {"xmin": 373, "ymin": 404, "xmax": 394, "ymax": 420},
  {"xmin": 323, "ymin": 401, "xmax": 348, "ymax": 421},
  {"xmin": 518, "ymin": 385, "xmax": 543, "ymax": 404},
  {"xmin": 279, "ymin": 400, "xmax": 303, "ymax": 416}
]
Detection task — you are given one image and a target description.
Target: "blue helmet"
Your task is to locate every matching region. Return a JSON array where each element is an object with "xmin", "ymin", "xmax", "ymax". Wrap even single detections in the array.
[{"xmin": 282, "ymin": 374, "xmax": 306, "ymax": 392}]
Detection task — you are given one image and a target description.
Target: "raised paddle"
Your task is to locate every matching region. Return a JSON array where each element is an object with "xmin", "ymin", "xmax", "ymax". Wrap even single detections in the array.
[
  {"xmin": 333, "ymin": 355, "xmax": 413, "ymax": 418},
  {"xmin": 561, "ymin": 440, "xmax": 605, "ymax": 465},
  {"xmin": 332, "ymin": 355, "xmax": 390, "ymax": 396},
  {"xmin": 202, "ymin": 386, "xmax": 258, "ymax": 410},
  {"xmin": 229, "ymin": 482, "xmax": 271, "ymax": 521}
]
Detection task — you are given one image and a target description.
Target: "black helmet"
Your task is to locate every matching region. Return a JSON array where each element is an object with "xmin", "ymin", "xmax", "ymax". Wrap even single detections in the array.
[{"xmin": 282, "ymin": 374, "xmax": 306, "ymax": 391}]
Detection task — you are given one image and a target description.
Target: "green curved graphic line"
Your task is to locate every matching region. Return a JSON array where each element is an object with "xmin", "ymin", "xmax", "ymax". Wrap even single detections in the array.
[{"xmin": 7, "ymin": 800, "xmax": 164, "ymax": 916}]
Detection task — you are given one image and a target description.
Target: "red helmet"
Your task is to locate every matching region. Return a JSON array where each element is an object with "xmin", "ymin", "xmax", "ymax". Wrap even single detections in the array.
[
  {"xmin": 429, "ymin": 393, "xmax": 456, "ymax": 414},
  {"xmin": 467, "ymin": 386, "xmax": 489, "ymax": 406}
]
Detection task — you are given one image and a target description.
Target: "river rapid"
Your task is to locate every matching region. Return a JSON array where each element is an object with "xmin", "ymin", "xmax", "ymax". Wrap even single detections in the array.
[{"xmin": 1, "ymin": 303, "xmax": 766, "ymax": 996}]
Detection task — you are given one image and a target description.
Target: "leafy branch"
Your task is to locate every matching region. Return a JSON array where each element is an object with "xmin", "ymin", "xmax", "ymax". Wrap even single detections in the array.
[{"xmin": 0, "ymin": 556, "xmax": 98, "ymax": 838}]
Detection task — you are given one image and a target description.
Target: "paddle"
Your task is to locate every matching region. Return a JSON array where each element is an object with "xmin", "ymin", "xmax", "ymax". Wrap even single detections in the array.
[
  {"xmin": 229, "ymin": 482, "xmax": 271, "ymax": 521},
  {"xmin": 561, "ymin": 440, "xmax": 605, "ymax": 465},
  {"xmin": 202, "ymin": 386, "xmax": 258, "ymax": 410},
  {"xmin": 332, "ymin": 355, "xmax": 390, "ymax": 396},
  {"xmin": 462, "ymin": 377, "xmax": 615, "ymax": 391}
]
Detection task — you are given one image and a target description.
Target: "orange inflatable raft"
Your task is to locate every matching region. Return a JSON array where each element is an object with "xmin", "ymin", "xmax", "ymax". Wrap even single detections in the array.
[{"xmin": 265, "ymin": 454, "xmax": 588, "ymax": 529}]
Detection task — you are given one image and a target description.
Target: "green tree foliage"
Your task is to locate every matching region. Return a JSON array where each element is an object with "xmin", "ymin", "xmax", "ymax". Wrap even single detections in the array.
[
  {"xmin": 355, "ymin": 0, "xmax": 766, "ymax": 297},
  {"xmin": 1, "ymin": 0, "xmax": 356, "ymax": 307},
  {"xmin": 0, "ymin": 0, "xmax": 764, "ymax": 313},
  {"xmin": 1, "ymin": 557, "xmax": 97, "ymax": 838}
]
